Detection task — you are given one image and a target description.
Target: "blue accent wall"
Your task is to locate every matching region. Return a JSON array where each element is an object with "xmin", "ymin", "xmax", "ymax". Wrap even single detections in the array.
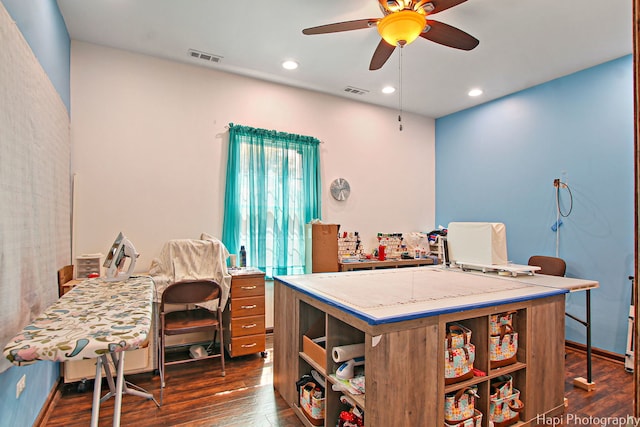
[
  {"xmin": 0, "ymin": 2, "xmax": 70, "ymax": 426},
  {"xmin": 0, "ymin": 363, "xmax": 59, "ymax": 427},
  {"xmin": 2, "ymin": 0, "xmax": 70, "ymax": 111},
  {"xmin": 435, "ymin": 55, "xmax": 634, "ymax": 354}
]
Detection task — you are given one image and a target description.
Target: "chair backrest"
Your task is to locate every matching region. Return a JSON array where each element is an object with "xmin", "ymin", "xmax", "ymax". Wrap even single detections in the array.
[
  {"xmin": 161, "ymin": 279, "xmax": 222, "ymax": 307},
  {"xmin": 527, "ymin": 255, "xmax": 566, "ymax": 277},
  {"xmin": 57, "ymin": 265, "xmax": 74, "ymax": 296}
]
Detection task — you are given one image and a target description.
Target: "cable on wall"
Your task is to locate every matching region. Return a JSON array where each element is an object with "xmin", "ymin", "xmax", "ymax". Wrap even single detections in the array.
[
  {"xmin": 553, "ymin": 179, "xmax": 573, "ymax": 257},
  {"xmin": 556, "ymin": 181, "xmax": 573, "ymax": 218}
]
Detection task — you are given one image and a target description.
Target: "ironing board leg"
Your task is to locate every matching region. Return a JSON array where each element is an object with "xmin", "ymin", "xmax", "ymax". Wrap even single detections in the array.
[
  {"xmin": 90, "ymin": 356, "xmax": 104, "ymax": 427},
  {"xmin": 112, "ymin": 351, "xmax": 126, "ymax": 427}
]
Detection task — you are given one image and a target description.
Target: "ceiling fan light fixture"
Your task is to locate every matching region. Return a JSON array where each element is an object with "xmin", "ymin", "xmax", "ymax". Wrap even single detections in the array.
[{"xmin": 377, "ymin": 10, "xmax": 426, "ymax": 46}]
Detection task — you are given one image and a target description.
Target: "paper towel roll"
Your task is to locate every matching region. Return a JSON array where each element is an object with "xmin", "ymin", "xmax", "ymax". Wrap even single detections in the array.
[{"xmin": 332, "ymin": 343, "xmax": 365, "ymax": 363}]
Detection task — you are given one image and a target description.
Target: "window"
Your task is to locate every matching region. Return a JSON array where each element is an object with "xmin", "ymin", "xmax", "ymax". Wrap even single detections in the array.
[{"xmin": 222, "ymin": 124, "xmax": 321, "ymax": 278}]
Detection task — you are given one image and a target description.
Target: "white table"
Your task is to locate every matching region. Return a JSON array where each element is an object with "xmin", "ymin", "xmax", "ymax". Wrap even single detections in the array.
[
  {"xmin": 276, "ymin": 266, "xmax": 570, "ymax": 324},
  {"xmin": 460, "ymin": 267, "xmax": 600, "ymax": 389},
  {"xmin": 3, "ymin": 276, "xmax": 159, "ymax": 426}
]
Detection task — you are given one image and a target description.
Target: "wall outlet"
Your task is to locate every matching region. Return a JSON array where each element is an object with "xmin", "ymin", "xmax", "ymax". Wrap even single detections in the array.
[{"xmin": 16, "ymin": 374, "xmax": 26, "ymax": 399}]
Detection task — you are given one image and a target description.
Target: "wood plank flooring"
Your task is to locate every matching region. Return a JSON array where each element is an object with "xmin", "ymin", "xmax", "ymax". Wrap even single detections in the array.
[{"xmin": 42, "ymin": 337, "xmax": 634, "ymax": 426}]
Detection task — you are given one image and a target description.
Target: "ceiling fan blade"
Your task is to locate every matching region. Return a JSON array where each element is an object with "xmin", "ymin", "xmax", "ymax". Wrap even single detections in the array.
[
  {"xmin": 369, "ymin": 39, "xmax": 396, "ymax": 70},
  {"xmin": 428, "ymin": 0, "xmax": 469, "ymax": 15},
  {"xmin": 302, "ymin": 19, "xmax": 378, "ymax": 35},
  {"xmin": 420, "ymin": 20, "xmax": 479, "ymax": 50}
]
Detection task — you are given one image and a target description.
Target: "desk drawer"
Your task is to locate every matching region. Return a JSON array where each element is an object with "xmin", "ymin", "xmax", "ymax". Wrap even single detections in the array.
[
  {"xmin": 230, "ymin": 315, "xmax": 265, "ymax": 338},
  {"xmin": 229, "ymin": 334, "xmax": 266, "ymax": 357},
  {"xmin": 231, "ymin": 277, "xmax": 265, "ymax": 298},
  {"xmin": 230, "ymin": 296, "xmax": 265, "ymax": 317}
]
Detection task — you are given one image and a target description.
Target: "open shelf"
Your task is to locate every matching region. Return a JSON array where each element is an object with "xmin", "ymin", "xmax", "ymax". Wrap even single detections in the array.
[
  {"xmin": 326, "ymin": 374, "xmax": 365, "ymax": 410},
  {"xmin": 299, "ymin": 351, "xmax": 326, "ymax": 377}
]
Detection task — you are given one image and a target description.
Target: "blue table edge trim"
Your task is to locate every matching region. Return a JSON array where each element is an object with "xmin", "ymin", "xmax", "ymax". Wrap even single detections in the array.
[{"xmin": 274, "ymin": 276, "xmax": 568, "ymax": 326}]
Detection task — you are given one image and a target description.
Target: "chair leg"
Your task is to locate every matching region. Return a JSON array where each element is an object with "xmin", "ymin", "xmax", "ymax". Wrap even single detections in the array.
[
  {"xmin": 218, "ymin": 310, "xmax": 225, "ymax": 377},
  {"xmin": 211, "ymin": 330, "xmax": 218, "ymax": 353},
  {"xmin": 159, "ymin": 331, "xmax": 165, "ymax": 389}
]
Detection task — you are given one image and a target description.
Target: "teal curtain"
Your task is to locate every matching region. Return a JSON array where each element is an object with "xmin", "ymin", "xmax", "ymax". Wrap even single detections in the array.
[{"xmin": 222, "ymin": 123, "xmax": 321, "ymax": 278}]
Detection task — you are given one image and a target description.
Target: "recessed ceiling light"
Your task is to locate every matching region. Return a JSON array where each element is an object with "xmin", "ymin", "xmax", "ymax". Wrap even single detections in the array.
[
  {"xmin": 468, "ymin": 88, "xmax": 483, "ymax": 97},
  {"xmin": 282, "ymin": 60, "xmax": 298, "ymax": 70},
  {"xmin": 382, "ymin": 86, "xmax": 396, "ymax": 94}
]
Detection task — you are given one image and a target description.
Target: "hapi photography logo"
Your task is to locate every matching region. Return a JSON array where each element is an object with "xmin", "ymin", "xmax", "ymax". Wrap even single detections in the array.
[{"xmin": 536, "ymin": 413, "xmax": 640, "ymax": 426}]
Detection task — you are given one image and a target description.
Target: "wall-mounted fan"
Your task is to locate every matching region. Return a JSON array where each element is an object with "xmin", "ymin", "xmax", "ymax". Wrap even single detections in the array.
[{"xmin": 302, "ymin": 0, "xmax": 479, "ymax": 70}]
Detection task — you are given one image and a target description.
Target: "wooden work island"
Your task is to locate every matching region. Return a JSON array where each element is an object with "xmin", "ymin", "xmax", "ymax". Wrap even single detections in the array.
[{"xmin": 273, "ymin": 267, "xmax": 597, "ymax": 427}]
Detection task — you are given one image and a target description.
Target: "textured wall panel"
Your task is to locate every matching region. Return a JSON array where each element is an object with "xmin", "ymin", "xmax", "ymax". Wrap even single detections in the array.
[{"xmin": 0, "ymin": 4, "xmax": 71, "ymax": 374}]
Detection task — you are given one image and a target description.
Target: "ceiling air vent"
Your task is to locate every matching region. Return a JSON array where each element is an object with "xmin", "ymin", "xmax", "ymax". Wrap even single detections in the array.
[
  {"xmin": 343, "ymin": 86, "xmax": 369, "ymax": 96},
  {"xmin": 188, "ymin": 49, "xmax": 223, "ymax": 63}
]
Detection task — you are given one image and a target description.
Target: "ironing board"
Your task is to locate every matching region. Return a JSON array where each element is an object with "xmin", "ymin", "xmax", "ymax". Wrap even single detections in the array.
[{"xmin": 3, "ymin": 276, "xmax": 158, "ymax": 427}]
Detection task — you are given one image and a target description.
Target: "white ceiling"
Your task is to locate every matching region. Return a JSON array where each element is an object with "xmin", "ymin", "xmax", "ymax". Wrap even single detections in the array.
[{"xmin": 56, "ymin": 0, "xmax": 632, "ymax": 118}]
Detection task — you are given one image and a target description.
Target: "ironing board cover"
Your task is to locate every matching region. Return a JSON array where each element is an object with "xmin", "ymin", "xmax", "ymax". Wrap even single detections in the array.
[{"xmin": 3, "ymin": 276, "xmax": 153, "ymax": 364}]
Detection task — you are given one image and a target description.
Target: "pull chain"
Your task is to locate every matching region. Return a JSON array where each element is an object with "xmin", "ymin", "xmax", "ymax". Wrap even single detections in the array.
[{"xmin": 398, "ymin": 45, "xmax": 403, "ymax": 131}]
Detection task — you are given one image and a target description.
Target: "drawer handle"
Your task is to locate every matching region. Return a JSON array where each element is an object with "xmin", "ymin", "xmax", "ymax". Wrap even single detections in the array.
[
  {"xmin": 241, "ymin": 343, "xmax": 257, "ymax": 348},
  {"xmin": 242, "ymin": 323, "xmax": 257, "ymax": 329},
  {"xmin": 241, "ymin": 285, "xmax": 257, "ymax": 290},
  {"xmin": 241, "ymin": 304, "xmax": 257, "ymax": 309}
]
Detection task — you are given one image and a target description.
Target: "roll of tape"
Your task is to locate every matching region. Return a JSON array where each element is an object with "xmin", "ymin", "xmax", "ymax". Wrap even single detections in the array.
[{"xmin": 332, "ymin": 343, "xmax": 365, "ymax": 362}]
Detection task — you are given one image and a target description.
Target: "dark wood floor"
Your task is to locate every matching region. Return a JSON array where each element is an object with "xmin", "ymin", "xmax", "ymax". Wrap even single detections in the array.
[{"xmin": 42, "ymin": 336, "xmax": 634, "ymax": 426}]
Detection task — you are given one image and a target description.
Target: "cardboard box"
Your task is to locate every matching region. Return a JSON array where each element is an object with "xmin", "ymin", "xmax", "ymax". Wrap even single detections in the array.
[
  {"xmin": 447, "ymin": 222, "xmax": 508, "ymax": 265},
  {"xmin": 302, "ymin": 319, "xmax": 326, "ymax": 371},
  {"xmin": 305, "ymin": 223, "xmax": 340, "ymax": 273}
]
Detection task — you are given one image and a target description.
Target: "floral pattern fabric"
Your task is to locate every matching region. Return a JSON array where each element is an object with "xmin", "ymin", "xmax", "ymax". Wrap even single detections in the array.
[{"xmin": 3, "ymin": 277, "xmax": 153, "ymax": 364}]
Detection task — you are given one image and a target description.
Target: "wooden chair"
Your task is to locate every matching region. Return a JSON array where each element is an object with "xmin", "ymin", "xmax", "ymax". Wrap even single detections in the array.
[
  {"xmin": 528, "ymin": 255, "xmax": 566, "ymax": 277},
  {"xmin": 57, "ymin": 265, "xmax": 74, "ymax": 297},
  {"xmin": 159, "ymin": 280, "xmax": 225, "ymax": 390}
]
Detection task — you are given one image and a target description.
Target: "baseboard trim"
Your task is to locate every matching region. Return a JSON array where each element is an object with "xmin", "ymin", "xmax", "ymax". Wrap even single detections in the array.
[
  {"xmin": 35, "ymin": 377, "xmax": 62, "ymax": 427},
  {"xmin": 565, "ymin": 340, "xmax": 625, "ymax": 364}
]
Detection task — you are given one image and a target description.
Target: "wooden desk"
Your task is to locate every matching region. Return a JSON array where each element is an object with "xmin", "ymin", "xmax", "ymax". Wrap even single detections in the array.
[
  {"xmin": 339, "ymin": 257, "xmax": 434, "ymax": 271},
  {"xmin": 272, "ymin": 267, "xmax": 594, "ymax": 427}
]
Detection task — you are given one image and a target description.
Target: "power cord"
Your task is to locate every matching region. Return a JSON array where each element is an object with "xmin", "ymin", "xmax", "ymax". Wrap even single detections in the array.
[
  {"xmin": 553, "ymin": 179, "xmax": 573, "ymax": 257},
  {"xmin": 555, "ymin": 181, "xmax": 573, "ymax": 218}
]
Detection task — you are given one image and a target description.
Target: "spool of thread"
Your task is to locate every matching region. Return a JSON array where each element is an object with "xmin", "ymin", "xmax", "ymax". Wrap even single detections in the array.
[{"xmin": 332, "ymin": 343, "xmax": 365, "ymax": 363}]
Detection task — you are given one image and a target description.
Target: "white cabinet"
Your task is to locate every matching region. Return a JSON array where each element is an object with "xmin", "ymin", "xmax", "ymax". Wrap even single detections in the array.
[{"xmin": 76, "ymin": 254, "xmax": 102, "ymax": 278}]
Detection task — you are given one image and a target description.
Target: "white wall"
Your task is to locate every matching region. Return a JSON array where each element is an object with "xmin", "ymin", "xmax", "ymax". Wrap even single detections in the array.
[{"xmin": 70, "ymin": 41, "xmax": 435, "ymax": 271}]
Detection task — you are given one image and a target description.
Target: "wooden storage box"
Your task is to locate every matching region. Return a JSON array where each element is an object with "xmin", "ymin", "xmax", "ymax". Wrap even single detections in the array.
[{"xmin": 302, "ymin": 319, "xmax": 326, "ymax": 370}]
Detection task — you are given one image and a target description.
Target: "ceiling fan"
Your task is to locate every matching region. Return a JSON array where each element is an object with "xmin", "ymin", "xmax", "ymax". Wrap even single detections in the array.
[{"xmin": 302, "ymin": 0, "xmax": 479, "ymax": 70}]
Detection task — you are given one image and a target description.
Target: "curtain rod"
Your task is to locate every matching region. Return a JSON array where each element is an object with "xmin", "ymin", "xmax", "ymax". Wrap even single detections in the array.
[{"xmin": 224, "ymin": 125, "xmax": 324, "ymax": 144}]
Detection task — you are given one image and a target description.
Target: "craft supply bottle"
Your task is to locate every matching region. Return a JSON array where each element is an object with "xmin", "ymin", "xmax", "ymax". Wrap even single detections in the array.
[{"xmin": 239, "ymin": 245, "xmax": 247, "ymax": 268}]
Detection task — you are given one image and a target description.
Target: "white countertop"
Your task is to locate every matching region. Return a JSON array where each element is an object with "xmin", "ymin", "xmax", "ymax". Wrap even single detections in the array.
[{"xmin": 275, "ymin": 267, "xmax": 597, "ymax": 325}]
